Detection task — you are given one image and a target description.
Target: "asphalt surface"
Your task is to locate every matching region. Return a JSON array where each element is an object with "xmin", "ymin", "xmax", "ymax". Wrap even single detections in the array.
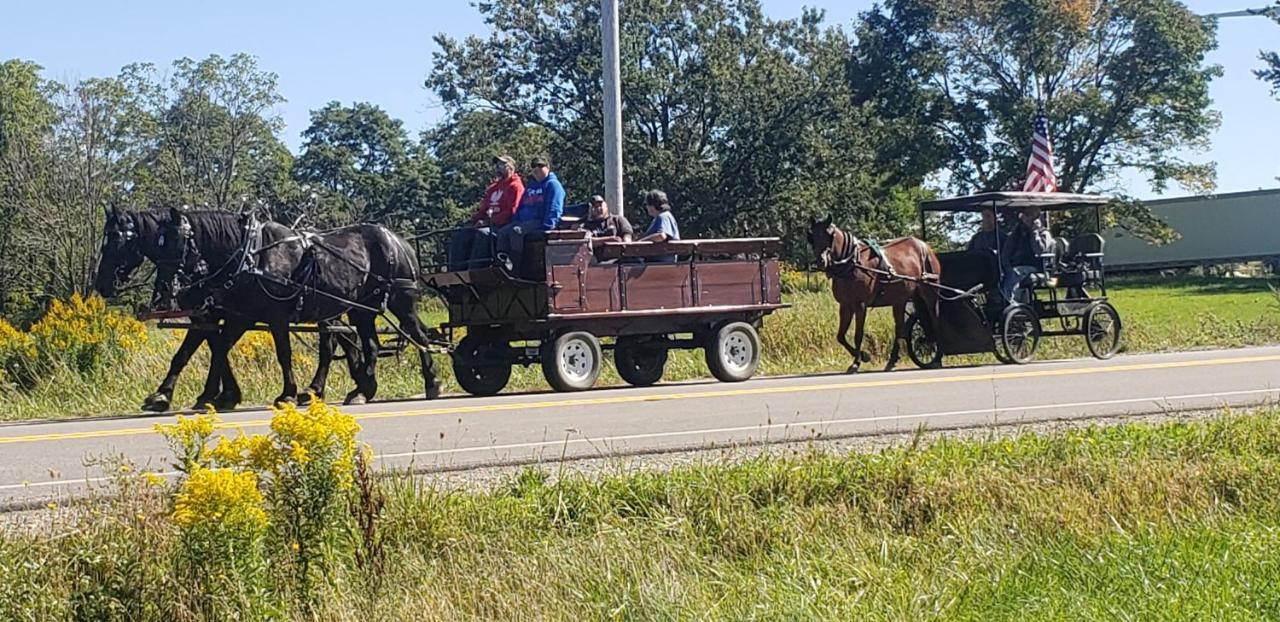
[{"xmin": 3, "ymin": 345, "xmax": 1280, "ymax": 509}]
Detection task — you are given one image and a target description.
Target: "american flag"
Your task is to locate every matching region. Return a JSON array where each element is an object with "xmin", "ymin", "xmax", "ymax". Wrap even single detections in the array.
[{"xmin": 1023, "ymin": 104, "xmax": 1057, "ymax": 193}]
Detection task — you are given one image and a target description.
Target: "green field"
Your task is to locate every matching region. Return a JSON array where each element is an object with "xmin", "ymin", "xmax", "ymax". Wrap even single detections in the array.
[
  {"xmin": 5, "ymin": 409, "xmax": 1280, "ymax": 620},
  {"xmin": 1, "ymin": 274, "xmax": 1277, "ymax": 421}
]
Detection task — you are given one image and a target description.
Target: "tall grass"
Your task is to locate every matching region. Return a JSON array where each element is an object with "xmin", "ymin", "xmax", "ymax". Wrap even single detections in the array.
[
  {"xmin": 2, "ymin": 274, "xmax": 1278, "ymax": 421},
  {"xmin": 6, "ymin": 409, "xmax": 1280, "ymax": 620}
]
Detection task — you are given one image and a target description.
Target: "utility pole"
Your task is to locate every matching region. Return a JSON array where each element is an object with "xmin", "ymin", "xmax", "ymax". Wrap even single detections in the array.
[{"xmin": 602, "ymin": 0, "xmax": 624, "ymax": 216}]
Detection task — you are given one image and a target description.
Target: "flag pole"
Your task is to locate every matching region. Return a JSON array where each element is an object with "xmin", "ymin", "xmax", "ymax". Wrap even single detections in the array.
[{"xmin": 602, "ymin": 0, "xmax": 624, "ymax": 216}]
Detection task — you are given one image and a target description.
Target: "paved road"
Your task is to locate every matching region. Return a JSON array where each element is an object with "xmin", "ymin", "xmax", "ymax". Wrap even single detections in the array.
[{"xmin": 3, "ymin": 346, "xmax": 1280, "ymax": 509}]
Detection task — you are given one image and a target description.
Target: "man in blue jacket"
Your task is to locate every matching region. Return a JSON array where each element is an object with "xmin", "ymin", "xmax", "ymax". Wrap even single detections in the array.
[{"xmin": 496, "ymin": 155, "xmax": 565, "ymax": 273}]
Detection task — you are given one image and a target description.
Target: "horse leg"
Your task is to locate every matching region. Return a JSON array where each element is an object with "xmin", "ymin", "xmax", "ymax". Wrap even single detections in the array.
[
  {"xmin": 387, "ymin": 292, "xmax": 441, "ymax": 400},
  {"xmin": 886, "ymin": 301, "xmax": 907, "ymax": 372},
  {"xmin": 850, "ymin": 305, "xmax": 871, "ymax": 373},
  {"xmin": 269, "ymin": 321, "xmax": 299, "ymax": 406},
  {"xmin": 202, "ymin": 319, "xmax": 250, "ymax": 412},
  {"xmin": 344, "ymin": 311, "xmax": 380, "ymax": 406},
  {"xmin": 835, "ymin": 303, "xmax": 860, "ymax": 373},
  {"xmin": 143, "ymin": 328, "xmax": 212, "ymax": 412},
  {"xmin": 299, "ymin": 323, "xmax": 335, "ymax": 406}
]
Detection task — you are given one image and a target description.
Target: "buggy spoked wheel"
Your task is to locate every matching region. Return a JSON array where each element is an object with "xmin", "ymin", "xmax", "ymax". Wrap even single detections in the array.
[
  {"xmin": 452, "ymin": 334, "xmax": 512, "ymax": 396},
  {"xmin": 705, "ymin": 321, "xmax": 760, "ymax": 382},
  {"xmin": 615, "ymin": 336, "xmax": 669, "ymax": 387},
  {"xmin": 904, "ymin": 312, "xmax": 942, "ymax": 369},
  {"xmin": 542, "ymin": 331, "xmax": 603, "ymax": 392},
  {"xmin": 1000, "ymin": 305, "xmax": 1040, "ymax": 365},
  {"xmin": 1084, "ymin": 302, "xmax": 1122, "ymax": 360}
]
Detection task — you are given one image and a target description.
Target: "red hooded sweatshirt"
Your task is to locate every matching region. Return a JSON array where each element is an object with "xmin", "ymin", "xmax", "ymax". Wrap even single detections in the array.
[{"xmin": 470, "ymin": 173, "xmax": 524, "ymax": 227}]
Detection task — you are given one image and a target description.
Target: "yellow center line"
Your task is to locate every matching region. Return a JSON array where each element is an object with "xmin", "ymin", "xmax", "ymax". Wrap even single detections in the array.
[{"xmin": 3, "ymin": 353, "xmax": 1279, "ymax": 446}]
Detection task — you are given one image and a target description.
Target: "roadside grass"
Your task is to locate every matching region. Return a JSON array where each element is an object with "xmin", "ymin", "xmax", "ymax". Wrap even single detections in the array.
[
  {"xmin": 5, "ymin": 409, "xmax": 1280, "ymax": 620},
  {"xmin": 1, "ymin": 274, "xmax": 1277, "ymax": 421}
]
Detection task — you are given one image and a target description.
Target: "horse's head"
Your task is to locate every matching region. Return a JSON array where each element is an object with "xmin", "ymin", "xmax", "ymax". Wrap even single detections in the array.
[
  {"xmin": 806, "ymin": 215, "xmax": 839, "ymax": 271},
  {"xmin": 95, "ymin": 205, "xmax": 146, "ymax": 298},
  {"xmin": 152, "ymin": 207, "xmax": 206, "ymax": 311}
]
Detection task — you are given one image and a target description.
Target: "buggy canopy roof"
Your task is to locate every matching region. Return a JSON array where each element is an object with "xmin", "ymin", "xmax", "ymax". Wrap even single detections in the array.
[{"xmin": 919, "ymin": 192, "xmax": 1111, "ymax": 213}]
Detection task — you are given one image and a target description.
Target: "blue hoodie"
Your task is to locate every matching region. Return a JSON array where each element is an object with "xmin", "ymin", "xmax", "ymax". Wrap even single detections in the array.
[{"xmin": 514, "ymin": 172, "xmax": 565, "ymax": 231}]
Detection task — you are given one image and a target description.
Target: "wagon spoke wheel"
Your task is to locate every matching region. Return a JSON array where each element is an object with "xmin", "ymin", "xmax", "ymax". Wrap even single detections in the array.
[
  {"xmin": 541, "ymin": 331, "xmax": 603, "ymax": 392},
  {"xmin": 1000, "ymin": 305, "xmax": 1040, "ymax": 365},
  {"xmin": 451, "ymin": 334, "xmax": 512, "ymax": 397},
  {"xmin": 1085, "ymin": 301, "xmax": 1122, "ymax": 360},
  {"xmin": 905, "ymin": 312, "xmax": 942, "ymax": 369},
  {"xmin": 705, "ymin": 321, "xmax": 761, "ymax": 382},
  {"xmin": 615, "ymin": 336, "xmax": 669, "ymax": 387}
]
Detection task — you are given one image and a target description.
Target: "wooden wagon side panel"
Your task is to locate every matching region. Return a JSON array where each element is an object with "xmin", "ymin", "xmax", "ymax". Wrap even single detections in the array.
[
  {"xmin": 620, "ymin": 264, "xmax": 692, "ymax": 310},
  {"xmin": 695, "ymin": 261, "xmax": 763, "ymax": 306}
]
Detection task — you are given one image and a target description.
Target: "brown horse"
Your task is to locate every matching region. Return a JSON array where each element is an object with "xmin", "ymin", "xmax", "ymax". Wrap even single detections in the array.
[{"xmin": 807, "ymin": 216, "xmax": 942, "ymax": 373}]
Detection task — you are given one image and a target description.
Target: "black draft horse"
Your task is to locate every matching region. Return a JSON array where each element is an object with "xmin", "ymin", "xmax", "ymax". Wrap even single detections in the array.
[
  {"xmin": 95, "ymin": 205, "xmax": 356, "ymax": 411},
  {"xmin": 807, "ymin": 216, "xmax": 942, "ymax": 373},
  {"xmin": 152, "ymin": 207, "xmax": 440, "ymax": 406}
]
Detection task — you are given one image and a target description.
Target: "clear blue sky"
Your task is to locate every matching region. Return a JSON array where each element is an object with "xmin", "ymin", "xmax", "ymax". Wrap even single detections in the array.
[{"xmin": 4, "ymin": 0, "xmax": 1277, "ymax": 198}]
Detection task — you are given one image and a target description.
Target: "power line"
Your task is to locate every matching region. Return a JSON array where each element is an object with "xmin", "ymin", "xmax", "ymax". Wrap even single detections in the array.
[{"xmin": 1205, "ymin": 6, "xmax": 1278, "ymax": 18}]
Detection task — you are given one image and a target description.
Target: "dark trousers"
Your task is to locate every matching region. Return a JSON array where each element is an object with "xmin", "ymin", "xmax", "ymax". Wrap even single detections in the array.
[
  {"xmin": 448, "ymin": 227, "xmax": 496, "ymax": 271},
  {"xmin": 495, "ymin": 220, "xmax": 544, "ymax": 269}
]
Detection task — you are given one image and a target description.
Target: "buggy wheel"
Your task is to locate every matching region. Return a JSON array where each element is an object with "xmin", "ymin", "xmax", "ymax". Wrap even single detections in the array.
[
  {"xmin": 615, "ymin": 336, "xmax": 668, "ymax": 387},
  {"xmin": 1085, "ymin": 302, "xmax": 1122, "ymax": 360},
  {"xmin": 905, "ymin": 312, "xmax": 942, "ymax": 369},
  {"xmin": 541, "ymin": 331, "xmax": 603, "ymax": 392},
  {"xmin": 1000, "ymin": 305, "xmax": 1041, "ymax": 365},
  {"xmin": 452, "ymin": 334, "xmax": 512, "ymax": 396},
  {"xmin": 705, "ymin": 321, "xmax": 760, "ymax": 382}
]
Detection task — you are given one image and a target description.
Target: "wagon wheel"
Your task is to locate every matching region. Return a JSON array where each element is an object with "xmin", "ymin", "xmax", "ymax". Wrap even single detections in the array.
[
  {"xmin": 705, "ymin": 321, "xmax": 761, "ymax": 382},
  {"xmin": 904, "ymin": 312, "xmax": 942, "ymax": 369},
  {"xmin": 1000, "ymin": 305, "xmax": 1041, "ymax": 365},
  {"xmin": 541, "ymin": 331, "xmax": 603, "ymax": 392},
  {"xmin": 451, "ymin": 334, "xmax": 512, "ymax": 396},
  {"xmin": 1084, "ymin": 302, "xmax": 1122, "ymax": 360},
  {"xmin": 614, "ymin": 336, "xmax": 669, "ymax": 387}
]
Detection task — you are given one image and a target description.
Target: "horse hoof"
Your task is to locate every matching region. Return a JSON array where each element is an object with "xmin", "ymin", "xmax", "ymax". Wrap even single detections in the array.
[
  {"xmin": 344, "ymin": 392, "xmax": 368, "ymax": 406},
  {"xmin": 193, "ymin": 397, "xmax": 217, "ymax": 411},
  {"xmin": 298, "ymin": 391, "xmax": 320, "ymax": 406},
  {"xmin": 845, "ymin": 365, "xmax": 860, "ymax": 375},
  {"xmin": 212, "ymin": 393, "xmax": 242, "ymax": 412},
  {"xmin": 273, "ymin": 395, "xmax": 297, "ymax": 408},
  {"xmin": 141, "ymin": 394, "xmax": 171, "ymax": 413},
  {"xmin": 425, "ymin": 382, "xmax": 441, "ymax": 401}
]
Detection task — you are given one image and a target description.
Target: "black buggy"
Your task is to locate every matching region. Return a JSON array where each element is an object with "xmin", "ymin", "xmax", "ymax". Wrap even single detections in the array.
[{"xmin": 904, "ymin": 192, "xmax": 1123, "ymax": 367}]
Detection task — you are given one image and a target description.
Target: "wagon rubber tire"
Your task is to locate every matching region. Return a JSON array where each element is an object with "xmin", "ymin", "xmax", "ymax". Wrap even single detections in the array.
[
  {"xmin": 1084, "ymin": 301, "xmax": 1122, "ymax": 360},
  {"xmin": 904, "ymin": 312, "xmax": 943, "ymax": 369},
  {"xmin": 1000, "ymin": 305, "xmax": 1041, "ymax": 365},
  {"xmin": 614, "ymin": 336, "xmax": 668, "ymax": 387},
  {"xmin": 704, "ymin": 322, "xmax": 761, "ymax": 382},
  {"xmin": 451, "ymin": 335, "xmax": 512, "ymax": 397},
  {"xmin": 541, "ymin": 331, "xmax": 603, "ymax": 392}
]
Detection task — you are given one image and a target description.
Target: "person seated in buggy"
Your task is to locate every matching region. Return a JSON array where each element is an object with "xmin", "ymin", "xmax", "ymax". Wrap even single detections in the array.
[
  {"xmin": 1000, "ymin": 205, "xmax": 1056, "ymax": 302},
  {"xmin": 448, "ymin": 155, "xmax": 523, "ymax": 271},
  {"xmin": 967, "ymin": 207, "xmax": 1004, "ymax": 255},
  {"xmin": 582, "ymin": 194, "xmax": 633, "ymax": 242},
  {"xmin": 638, "ymin": 190, "xmax": 680, "ymax": 263},
  {"xmin": 496, "ymin": 155, "xmax": 564, "ymax": 272}
]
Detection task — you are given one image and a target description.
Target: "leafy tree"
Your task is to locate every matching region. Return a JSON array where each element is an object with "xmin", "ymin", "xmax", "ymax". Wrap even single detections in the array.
[
  {"xmin": 852, "ymin": 0, "xmax": 1222, "ymax": 239},
  {"xmin": 0, "ymin": 60, "xmax": 57, "ymax": 317},
  {"xmin": 1258, "ymin": 2, "xmax": 1280, "ymax": 99},
  {"xmin": 293, "ymin": 101, "xmax": 436, "ymax": 226},
  {"xmin": 123, "ymin": 54, "xmax": 289, "ymax": 211},
  {"xmin": 428, "ymin": 0, "xmax": 922, "ymax": 256}
]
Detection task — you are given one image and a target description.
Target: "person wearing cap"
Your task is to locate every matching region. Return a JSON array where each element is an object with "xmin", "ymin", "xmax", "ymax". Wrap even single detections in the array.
[
  {"xmin": 582, "ymin": 194, "xmax": 633, "ymax": 242},
  {"xmin": 496, "ymin": 155, "xmax": 565, "ymax": 272},
  {"xmin": 639, "ymin": 189, "xmax": 680, "ymax": 262},
  {"xmin": 448, "ymin": 155, "xmax": 524, "ymax": 271}
]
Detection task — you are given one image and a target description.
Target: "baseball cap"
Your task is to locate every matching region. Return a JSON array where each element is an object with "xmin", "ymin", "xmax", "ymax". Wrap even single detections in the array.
[
  {"xmin": 529, "ymin": 155, "xmax": 550, "ymax": 168},
  {"xmin": 590, "ymin": 194, "xmax": 606, "ymax": 204},
  {"xmin": 492, "ymin": 154, "xmax": 516, "ymax": 167}
]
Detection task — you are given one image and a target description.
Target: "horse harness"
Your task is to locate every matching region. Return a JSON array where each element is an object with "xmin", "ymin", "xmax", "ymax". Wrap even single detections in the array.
[
  {"xmin": 823, "ymin": 227, "xmax": 904, "ymax": 296},
  {"xmin": 167, "ymin": 213, "xmax": 416, "ymax": 321}
]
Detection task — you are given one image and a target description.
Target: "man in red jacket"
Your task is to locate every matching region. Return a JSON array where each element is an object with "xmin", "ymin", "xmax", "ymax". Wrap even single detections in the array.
[{"xmin": 449, "ymin": 155, "xmax": 524, "ymax": 270}]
